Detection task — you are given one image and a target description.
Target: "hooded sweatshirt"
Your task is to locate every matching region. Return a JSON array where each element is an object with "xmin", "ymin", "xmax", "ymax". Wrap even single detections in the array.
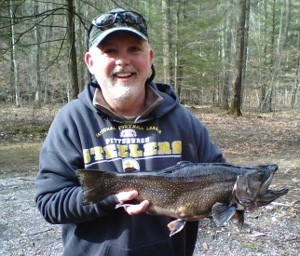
[{"xmin": 35, "ymin": 81, "xmax": 225, "ymax": 256}]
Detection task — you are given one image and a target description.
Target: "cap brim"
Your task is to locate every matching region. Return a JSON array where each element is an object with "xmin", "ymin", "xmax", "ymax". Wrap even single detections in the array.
[{"xmin": 90, "ymin": 27, "xmax": 148, "ymax": 49}]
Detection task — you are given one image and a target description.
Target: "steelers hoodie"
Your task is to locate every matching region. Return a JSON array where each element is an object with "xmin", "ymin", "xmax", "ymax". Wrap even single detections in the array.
[{"xmin": 35, "ymin": 80, "xmax": 225, "ymax": 256}]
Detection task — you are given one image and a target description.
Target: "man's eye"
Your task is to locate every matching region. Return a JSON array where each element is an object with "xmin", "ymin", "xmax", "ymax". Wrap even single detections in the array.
[
  {"xmin": 130, "ymin": 46, "xmax": 141, "ymax": 52},
  {"xmin": 105, "ymin": 48, "xmax": 117, "ymax": 54}
]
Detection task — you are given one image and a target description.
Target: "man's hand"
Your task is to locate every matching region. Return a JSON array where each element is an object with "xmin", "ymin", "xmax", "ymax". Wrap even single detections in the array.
[{"xmin": 116, "ymin": 190, "xmax": 150, "ymax": 215}]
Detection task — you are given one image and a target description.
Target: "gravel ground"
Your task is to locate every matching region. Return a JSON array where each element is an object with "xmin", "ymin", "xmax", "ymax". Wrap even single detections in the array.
[{"xmin": 0, "ymin": 173, "xmax": 62, "ymax": 256}]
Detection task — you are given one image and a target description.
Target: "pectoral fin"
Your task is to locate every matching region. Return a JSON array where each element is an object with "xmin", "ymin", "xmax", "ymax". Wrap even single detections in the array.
[
  {"xmin": 212, "ymin": 203, "xmax": 237, "ymax": 226},
  {"xmin": 167, "ymin": 219, "xmax": 186, "ymax": 237}
]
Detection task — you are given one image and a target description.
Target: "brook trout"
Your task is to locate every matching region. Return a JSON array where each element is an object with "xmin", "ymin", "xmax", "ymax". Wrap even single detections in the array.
[{"xmin": 77, "ymin": 162, "xmax": 288, "ymax": 236}]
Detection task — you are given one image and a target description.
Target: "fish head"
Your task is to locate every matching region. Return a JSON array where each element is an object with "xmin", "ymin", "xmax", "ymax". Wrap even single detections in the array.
[{"xmin": 233, "ymin": 164, "xmax": 288, "ymax": 211}]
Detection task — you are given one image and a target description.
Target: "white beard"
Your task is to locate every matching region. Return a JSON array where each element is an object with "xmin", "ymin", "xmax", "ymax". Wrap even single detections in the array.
[
  {"xmin": 103, "ymin": 81, "xmax": 144, "ymax": 105},
  {"xmin": 94, "ymin": 65, "xmax": 147, "ymax": 111}
]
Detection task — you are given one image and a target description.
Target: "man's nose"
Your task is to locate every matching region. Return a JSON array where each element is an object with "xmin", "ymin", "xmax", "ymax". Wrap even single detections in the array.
[{"xmin": 115, "ymin": 53, "xmax": 130, "ymax": 66}]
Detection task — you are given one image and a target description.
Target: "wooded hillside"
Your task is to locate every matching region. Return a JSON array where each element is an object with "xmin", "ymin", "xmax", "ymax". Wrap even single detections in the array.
[{"xmin": 0, "ymin": 0, "xmax": 299, "ymax": 114}]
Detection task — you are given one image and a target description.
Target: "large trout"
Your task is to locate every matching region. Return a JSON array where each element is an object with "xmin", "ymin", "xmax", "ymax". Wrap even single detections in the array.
[{"xmin": 77, "ymin": 162, "xmax": 288, "ymax": 236}]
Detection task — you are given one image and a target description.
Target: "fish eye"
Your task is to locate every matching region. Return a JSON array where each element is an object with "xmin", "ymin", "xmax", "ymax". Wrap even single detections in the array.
[{"xmin": 257, "ymin": 170, "xmax": 263, "ymax": 177}]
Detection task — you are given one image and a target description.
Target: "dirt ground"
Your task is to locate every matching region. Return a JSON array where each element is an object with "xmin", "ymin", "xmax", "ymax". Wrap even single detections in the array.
[{"xmin": 0, "ymin": 105, "xmax": 299, "ymax": 256}]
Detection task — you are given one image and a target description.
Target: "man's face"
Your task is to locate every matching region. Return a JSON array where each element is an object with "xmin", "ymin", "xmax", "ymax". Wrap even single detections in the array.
[{"xmin": 85, "ymin": 31, "xmax": 154, "ymax": 102}]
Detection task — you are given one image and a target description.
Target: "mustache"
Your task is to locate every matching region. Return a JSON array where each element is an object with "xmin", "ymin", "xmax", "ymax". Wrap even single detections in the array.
[{"xmin": 112, "ymin": 66, "xmax": 137, "ymax": 75}]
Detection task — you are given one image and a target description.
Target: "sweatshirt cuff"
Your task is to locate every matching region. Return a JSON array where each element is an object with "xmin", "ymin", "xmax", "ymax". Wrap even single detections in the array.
[{"xmin": 94, "ymin": 195, "xmax": 119, "ymax": 214}]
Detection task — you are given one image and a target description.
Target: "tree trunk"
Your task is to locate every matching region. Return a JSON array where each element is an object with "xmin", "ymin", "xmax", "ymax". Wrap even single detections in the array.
[
  {"xmin": 75, "ymin": 0, "xmax": 86, "ymax": 92},
  {"xmin": 66, "ymin": 0, "xmax": 79, "ymax": 100},
  {"xmin": 9, "ymin": 0, "xmax": 20, "ymax": 107},
  {"xmin": 174, "ymin": 0, "xmax": 180, "ymax": 97},
  {"xmin": 221, "ymin": 0, "xmax": 234, "ymax": 110},
  {"xmin": 174, "ymin": 0, "xmax": 186, "ymax": 99},
  {"xmin": 291, "ymin": 28, "xmax": 300, "ymax": 109},
  {"xmin": 34, "ymin": 0, "xmax": 42, "ymax": 108},
  {"xmin": 241, "ymin": 0, "xmax": 250, "ymax": 106},
  {"xmin": 229, "ymin": 0, "xmax": 248, "ymax": 116},
  {"xmin": 162, "ymin": 0, "xmax": 172, "ymax": 84}
]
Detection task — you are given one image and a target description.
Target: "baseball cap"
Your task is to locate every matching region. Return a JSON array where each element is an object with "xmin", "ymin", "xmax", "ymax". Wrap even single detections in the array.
[{"xmin": 88, "ymin": 8, "xmax": 148, "ymax": 49}]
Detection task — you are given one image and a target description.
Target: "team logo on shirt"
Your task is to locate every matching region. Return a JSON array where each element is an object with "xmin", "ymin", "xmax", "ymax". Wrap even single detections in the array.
[
  {"xmin": 122, "ymin": 158, "xmax": 140, "ymax": 172},
  {"xmin": 83, "ymin": 125, "xmax": 182, "ymax": 167},
  {"xmin": 120, "ymin": 129, "xmax": 137, "ymax": 138}
]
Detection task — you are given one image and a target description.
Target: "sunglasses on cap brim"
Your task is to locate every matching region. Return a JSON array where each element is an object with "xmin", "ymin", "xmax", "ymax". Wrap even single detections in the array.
[{"xmin": 92, "ymin": 11, "xmax": 147, "ymax": 30}]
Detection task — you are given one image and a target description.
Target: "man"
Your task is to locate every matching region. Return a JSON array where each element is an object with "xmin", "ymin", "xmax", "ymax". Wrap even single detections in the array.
[{"xmin": 35, "ymin": 8, "xmax": 225, "ymax": 256}]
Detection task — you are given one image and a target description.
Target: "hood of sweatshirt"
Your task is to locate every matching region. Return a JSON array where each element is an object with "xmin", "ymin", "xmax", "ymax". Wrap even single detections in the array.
[{"xmin": 77, "ymin": 80, "xmax": 180, "ymax": 124}]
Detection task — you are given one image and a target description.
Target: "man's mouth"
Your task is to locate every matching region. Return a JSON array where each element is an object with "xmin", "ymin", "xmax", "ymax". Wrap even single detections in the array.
[{"xmin": 115, "ymin": 72, "xmax": 134, "ymax": 78}]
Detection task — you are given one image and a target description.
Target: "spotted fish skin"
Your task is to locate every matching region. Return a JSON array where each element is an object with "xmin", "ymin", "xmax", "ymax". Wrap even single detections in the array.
[{"xmin": 77, "ymin": 162, "xmax": 288, "ymax": 236}]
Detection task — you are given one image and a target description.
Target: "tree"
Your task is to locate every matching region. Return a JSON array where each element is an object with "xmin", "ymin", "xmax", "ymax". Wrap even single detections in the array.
[
  {"xmin": 9, "ymin": 0, "xmax": 20, "ymax": 107},
  {"xmin": 229, "ymin": 0, "xmax": 250, "ymax": 116},
  {"xmin": 291, "ymin": 27, "xmax": 300, "ymax": 109},
  {"xmin": 162, "ymin": 0, "xmax": 172, "ymax": 84},
  {"xmin": 173, "ymin": 0, "xmax": 186, "ymax": 98},
  {"xmin": 220, "ymin": 0, "xmax": 234, "ymax": 110},
  {"xmin": 33, "ymin": 0, "xmax": 42, "ymax": 108},
  {"xmin": 66, "ymin": 0, "xmax": 79, "ymax": 100}
]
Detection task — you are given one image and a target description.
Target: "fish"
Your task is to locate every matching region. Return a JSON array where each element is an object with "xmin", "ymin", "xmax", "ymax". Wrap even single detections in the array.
[{"xmin": 77, "ymin": 162, "xmax": 288, "ymax": 236}]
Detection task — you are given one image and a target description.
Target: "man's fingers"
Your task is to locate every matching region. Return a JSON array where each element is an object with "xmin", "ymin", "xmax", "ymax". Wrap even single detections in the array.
[
  {"xmin": 116, "ymin": 190, "xmax": 138, "ymax": 203},
  {"xmin": 125, "ymin": 200, "xmax": 150, "ymax": 215},
  {"xmin": 115, "ymin": 190, "xmax": 150, "ymax": 215}
]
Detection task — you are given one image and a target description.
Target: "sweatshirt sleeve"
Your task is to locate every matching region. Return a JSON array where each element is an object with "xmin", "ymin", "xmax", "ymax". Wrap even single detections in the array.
[
  {"xmin": 35, "ymin": 107, "xmax": 118, "ymax": 224},
  {"xmin": 36, "ymin": 149, "xmax": 118, "ymax": 224},
  {"xmin": 185, "ymin": 110, "xmax": 226, "ymax": 164}
]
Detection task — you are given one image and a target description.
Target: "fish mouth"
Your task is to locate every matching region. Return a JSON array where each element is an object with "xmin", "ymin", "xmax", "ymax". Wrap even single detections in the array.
[
  {"xmin": 255, "ymin": 188, "xmax": 289, "ymax": 208},
  {"xmin": 252, "ymin": 165, "xmax": 289, "ymax": 209}
]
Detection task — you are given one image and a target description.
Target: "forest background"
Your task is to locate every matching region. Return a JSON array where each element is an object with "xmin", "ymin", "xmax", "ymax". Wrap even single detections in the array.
[
  {"xmin": 0, "ymin": 1, "xmax": 299, "ymax": 254},
  {"xmin": 0, "ymin": 0, "xmax": 299, "ymax": 115}
]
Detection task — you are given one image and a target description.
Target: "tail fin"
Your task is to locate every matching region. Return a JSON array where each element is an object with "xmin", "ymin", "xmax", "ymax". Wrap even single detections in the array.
[{"xmin": 77, "ymin": 169, "xmax": 117, "ymax": 205}]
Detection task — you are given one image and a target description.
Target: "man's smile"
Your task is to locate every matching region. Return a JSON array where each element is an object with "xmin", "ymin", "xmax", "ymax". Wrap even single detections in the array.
[{"xmin": 115, "ymin": 72, "xmax": 134, "ymax": 78}]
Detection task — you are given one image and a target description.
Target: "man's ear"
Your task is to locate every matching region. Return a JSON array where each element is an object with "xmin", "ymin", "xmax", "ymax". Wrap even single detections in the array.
[
  {"xmin": 149, "ymin": 48, "xmax": 154, "ymax": 65},
  {"xmin": 84, "ymin": 52, "xmax": 94, "ymax": 74}
]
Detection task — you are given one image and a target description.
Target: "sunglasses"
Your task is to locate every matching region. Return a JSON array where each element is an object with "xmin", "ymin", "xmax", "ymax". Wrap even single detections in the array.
[{"xmin": 92, "ymin": 11, "xmax": 147, "ymax": 30}]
